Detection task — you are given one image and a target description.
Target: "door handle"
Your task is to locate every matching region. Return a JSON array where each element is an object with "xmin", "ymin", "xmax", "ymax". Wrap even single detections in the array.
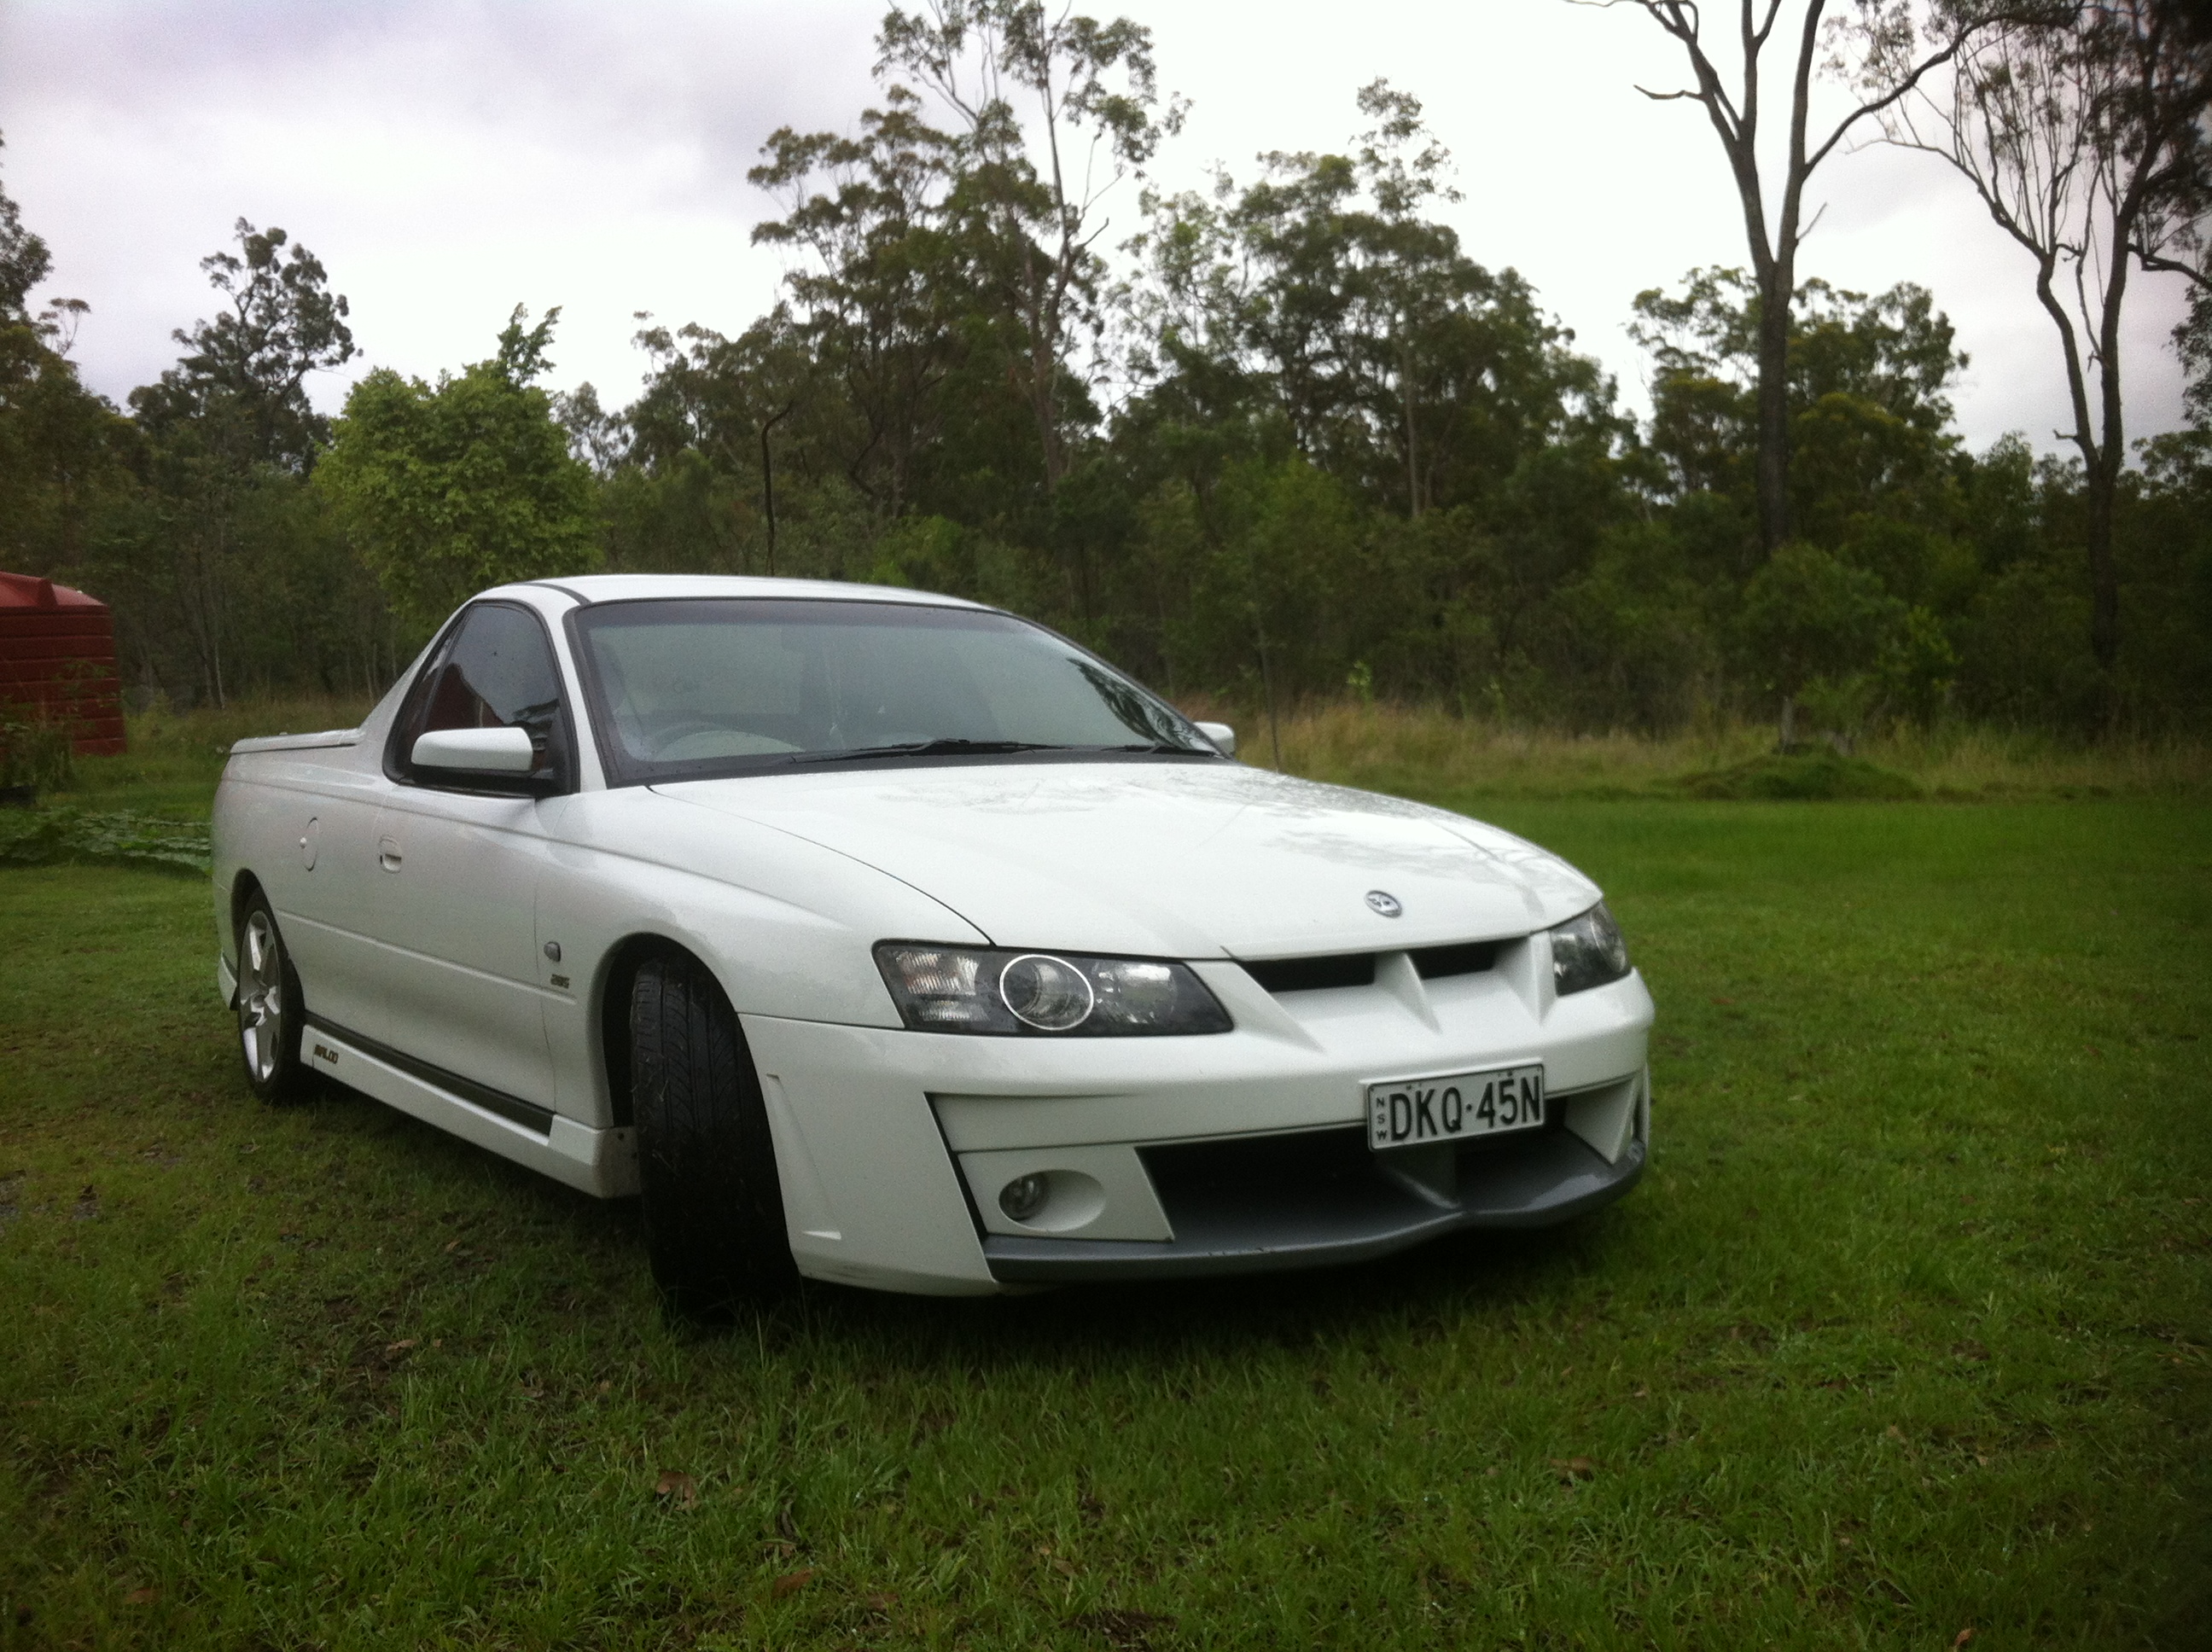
[{"xmin": 378, "ymin": 837, "xmax": 403, "ymax": 872}]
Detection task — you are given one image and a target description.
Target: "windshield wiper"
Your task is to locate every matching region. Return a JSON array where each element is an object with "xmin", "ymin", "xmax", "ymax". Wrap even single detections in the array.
[
  {"xmin": 791, "ymin": 738, "xmax": 1074, "ymax": 764},
  {"xmin": 1098, "ymin": 741, "xmax": 1216, "ymax": 755}
]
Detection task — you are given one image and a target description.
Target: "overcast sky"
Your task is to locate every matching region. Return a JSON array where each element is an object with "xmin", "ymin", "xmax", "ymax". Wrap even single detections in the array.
[{"xmin": 1, "ymin": 0, "xmax": 2196, "ymax": 454}]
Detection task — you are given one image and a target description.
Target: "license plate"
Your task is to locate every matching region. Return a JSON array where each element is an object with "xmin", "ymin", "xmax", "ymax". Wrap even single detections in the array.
[{"xmin": 1368, "ymin": 1063, "xmax": 1545, "ymax": 1150}]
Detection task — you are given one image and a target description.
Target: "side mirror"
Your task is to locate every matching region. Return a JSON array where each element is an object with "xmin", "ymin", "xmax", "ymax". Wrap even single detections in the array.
[
  {"xmin": 1194, "ymin": 720, "xmax": 1237, "ymax": 758},
  {"xmin": 412, "ymin": 725, "xmax": 538, "ymax": 775}
]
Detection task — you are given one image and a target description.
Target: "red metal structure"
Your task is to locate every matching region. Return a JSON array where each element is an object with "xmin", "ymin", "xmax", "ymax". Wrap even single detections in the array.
[{"xmin": 0, "ymin": 571, "xmax": 126, "ymax": 755}]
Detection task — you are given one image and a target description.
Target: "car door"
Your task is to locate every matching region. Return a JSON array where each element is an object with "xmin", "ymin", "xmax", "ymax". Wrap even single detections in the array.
[
  {"xmin": 364, "ymin": 602, "xmax": 573, "ymax": 1110},
  {"xmin": 263, "ymin": 754, "xmax": 389, "ymax": 1040}
]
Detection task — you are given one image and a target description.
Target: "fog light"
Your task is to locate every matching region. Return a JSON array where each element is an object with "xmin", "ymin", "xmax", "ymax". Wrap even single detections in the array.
[{"xmin": 998, "ymin": 1172, "xmax": 1050, "ymax": 1223}]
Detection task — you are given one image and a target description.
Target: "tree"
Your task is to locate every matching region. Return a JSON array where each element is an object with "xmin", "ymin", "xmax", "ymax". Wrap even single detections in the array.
[
  {"xmin": 877, "ymin": 0, "xmax": 1181, "ymax": 497},
  {"xmin": 1574, "ymin": 0, "xmax": 2021, "ymax": 556},
  {"xmin": 103, "ymin": 220, "xmax": 359, "ymax": 703},
  {"xmin": 1122, "ymin": 84, "xmax": 1626, "ymax": 520},
  {"xmin": 1849, "ymin": 0, "xmax": 2212, "ymax": 684},
  {"xmin": 750, "ymin": 90, "xmax": 979, "ymax": 519},
  {"xmin": 128, "ymin": 219, "xmax": 354, "ymax": 474},
  {"xmin": 0, "ymin": 131, "xmax": 133, "ymax": 579},
  {"xmin": 1737, "ymin": 539, "xmax": 1904, "ymax": 742},
  {"xmin": 1630, "ymin": 268, "xmax": 1966, "ymax": 556},
  {"xmin": 0, "ymin": 131, "xmax": 50, "ymax": 322},
  {"xmin": 317, "ymin": 307, "xmax": 600, "ymax": 628}
]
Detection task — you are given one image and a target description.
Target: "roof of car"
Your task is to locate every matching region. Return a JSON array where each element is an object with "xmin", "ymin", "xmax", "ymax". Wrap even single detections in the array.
[{"xmin": 504, "ymin": 574, "xmax": 990, "ymax": 610}]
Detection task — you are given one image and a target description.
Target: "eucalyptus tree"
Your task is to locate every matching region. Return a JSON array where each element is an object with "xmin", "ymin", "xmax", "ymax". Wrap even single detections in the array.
[
  {"xmin": 1630, "ymin": 269, "xmax": 1967, "ymax": 560},
  {"xmin": 0, "ymin": 131, "xmax": 131, "ymax": 582},
  {"xmin": 1121, "ymin": 84, "xmax": 1622, "ymax": 520},
  {"xmin": 750, "ymin": 89, "xmax": 979, "ymax": 519},
  {"xmin": 1572, "ymin": 0, "xmax": 2026, "ymax": 558},
  {"xmin": 111, "ymin": 219, "xmax": 358, "ymax": 704},
  {"xmin": 129, "ymin": 219, "xmax": 354, "ymax": 474},
  {"xmin": 610, "ymin": 310, "xmax": 851, "ymax": 577},
  {"xmin": 1848, "ymin": 0, "xmax": 2212, "ymax": 677},
  {"xmin": 876, "ymin": 0, "xmax": 1181, "ymax": 497}
]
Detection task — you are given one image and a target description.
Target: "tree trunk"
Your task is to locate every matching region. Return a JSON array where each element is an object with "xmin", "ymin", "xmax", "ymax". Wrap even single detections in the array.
[
  {"xmin": 1778, "ymin": 691, "xmax": 1796, "ymax": 753},
  {"xmin": 1403, "ymin": 337, "xmax": 1421, "ymax": 519},
  {"xmin": 1255, "ymin": 625, "xmax": 1283, "ymax": 771},
  {"xmin": 2085, "ymin": 463, "xmax": 2120, "ymax": 672},
  {"xmin": 1754, "ymin": 265, "xmax": 1794, "ymax": 555}
]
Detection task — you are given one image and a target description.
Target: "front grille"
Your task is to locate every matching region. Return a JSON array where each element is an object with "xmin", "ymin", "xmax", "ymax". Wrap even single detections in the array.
[
  {"xmin": 1137, "ymin": 1114, "xmax": 1575, "ymax": 1237},
  {"xmin": 1238, "ymin": 939, "xmax": 1499, "ymax": 995},
  {"xmin": 1409, "ymin": 940, "xmax": 1498, "ymax": 979},
  {"xmin": 1240, "ymin": 953, "xmax": 1376, "ymax": 993}
]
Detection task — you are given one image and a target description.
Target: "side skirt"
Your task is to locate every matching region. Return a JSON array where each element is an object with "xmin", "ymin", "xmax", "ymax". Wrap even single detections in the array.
[{"xmin": 303, "ymin": 1016, "xmax": 640, "ymax": 1199}]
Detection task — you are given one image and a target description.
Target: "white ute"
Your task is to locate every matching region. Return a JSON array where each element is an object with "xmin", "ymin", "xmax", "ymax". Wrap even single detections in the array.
[{"xmin": 212, "ymin": 576, "xmax": 1654, "ymax": 1309}]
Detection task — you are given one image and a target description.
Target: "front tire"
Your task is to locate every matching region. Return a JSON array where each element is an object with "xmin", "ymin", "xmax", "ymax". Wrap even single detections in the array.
[
  {"xmin": 236, "ymin": 891, "xmax": 311, "ymax": 1105},
  {"xmin": 630, "ymin": 953, "xmax": 795, "ymax": 1315}
]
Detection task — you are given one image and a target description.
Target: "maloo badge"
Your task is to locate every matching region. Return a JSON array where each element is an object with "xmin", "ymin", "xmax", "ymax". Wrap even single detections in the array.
[{"xmin": 1365, "ymin": 889, "xmax": 1403, "ymax": 918}]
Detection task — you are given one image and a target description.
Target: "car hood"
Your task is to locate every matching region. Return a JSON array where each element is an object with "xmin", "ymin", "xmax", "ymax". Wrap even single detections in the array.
[{"xmin": 652, "ymin": 761, "xmax": 1599, "ymax": 959}]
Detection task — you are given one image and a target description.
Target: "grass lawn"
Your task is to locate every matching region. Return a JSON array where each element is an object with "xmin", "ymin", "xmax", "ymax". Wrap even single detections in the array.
[{"xmin": 2, "ymin": 777, "xmax": 2208, "ymax": 1647}]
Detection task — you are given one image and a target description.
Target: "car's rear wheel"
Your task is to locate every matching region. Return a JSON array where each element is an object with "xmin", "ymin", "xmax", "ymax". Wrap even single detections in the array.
[
  {"xmin": 630, "ymin": 952, "xmax": 795, "ymax": 1315},
  {"xmin": 236, "ymin": 890, "xmax": 311, "ymax": 1105}
]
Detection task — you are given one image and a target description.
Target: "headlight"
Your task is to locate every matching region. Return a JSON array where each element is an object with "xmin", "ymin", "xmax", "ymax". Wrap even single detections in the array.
[
  {"xmin": 1550, "ymin": 902, "xmax": 1631, "ymax": 996},
  {"xmin": 874, "ymin": 943, "xmax": 1233, "ymax": 1036}
]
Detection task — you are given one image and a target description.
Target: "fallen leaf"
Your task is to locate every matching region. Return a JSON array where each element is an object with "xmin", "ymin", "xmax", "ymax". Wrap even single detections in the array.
[
  {"xmin": 1558, "ymin": 1364, "xmax": 1573, "ymax": 1378},
  {"xmin": 123, "ymin": 1585, "xmax": 160, "ymax": 1604},
  {"xmin": 772, "ymin": 1568, "xmax": 817, "ymax": 1599},
  {"xmin": 597, "ymin": 1379, "xmax": 613, "ymax": 1393},
  {"xmin": 444, "ymin": 1239, "xmax": 463, "ymax": 1254},
  {"xmin": 762, "ymin": 1539, "xmax": 796, "ymax": 1558},
  {"xmin": 1953, "ymin": 1631, "xmax": 1976, "ymax": 1649},
  {"xmin": 1886, "ymin": 1424, "xmax": 1907, "ymax": 1443},
  {"xmin": 864, "ymin": 1591, "xmax": 900, "ymax": 1611},
  {"xmin": 1052, "ymin": 1556, "xmax": 1079, "ymax": 1577},
  {"xmin": 1633, "ymin": 1387, "xmax": 1650, "ymax": 1399},
  {"xmin": 384, "ymin": 1339, "xmax": 417, "ymax": 1355},
  {"xmin": 1710, "ymin": 996, "xmax": 1736, "ymax": 1005},
  {"xmin": 1549, "ymin": 1456, "xmax": 1596, "ymax": 1482},
  {"xmin": 653, "ymin": 1469, "xmax": 697, "ymax": 1509},
  {"xmin": 1837, "ymin": 1535, "xmax": 1853, "ymax": 1548}
]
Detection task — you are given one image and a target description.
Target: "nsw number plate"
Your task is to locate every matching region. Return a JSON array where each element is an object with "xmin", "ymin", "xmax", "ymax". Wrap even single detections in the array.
[{"xmin": 1368, "ymin": 1063, "xmax": 1545, "ymax": 1151}]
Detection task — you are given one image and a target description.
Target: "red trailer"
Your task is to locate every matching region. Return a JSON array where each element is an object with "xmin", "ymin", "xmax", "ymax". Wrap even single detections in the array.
[{"xmin": 0, "ymin": 570, "xmax": 127, "ymax": 755}]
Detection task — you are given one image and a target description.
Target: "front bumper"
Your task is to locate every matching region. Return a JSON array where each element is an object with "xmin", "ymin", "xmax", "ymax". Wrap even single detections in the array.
[
  {"xmin": 739, "ymin": 947, "xmax": 1654, "ymax": 1295},
  {"xmin": 985, "ymin": 1114, "xmax": 1645, "ymax": 1283}
]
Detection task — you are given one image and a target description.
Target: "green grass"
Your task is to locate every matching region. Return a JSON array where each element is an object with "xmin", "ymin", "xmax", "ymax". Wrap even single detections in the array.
[
  {"xmin": 1196, "ymin": 699, "xmax": 2212, "ymax": 802},
  {"xmin": 2, "ymin": 747, "xmax": 2209, "ymax": 1647},
  {"xmin": 38, "ymin": 696, "xmax": 373, "ymax": 821}
]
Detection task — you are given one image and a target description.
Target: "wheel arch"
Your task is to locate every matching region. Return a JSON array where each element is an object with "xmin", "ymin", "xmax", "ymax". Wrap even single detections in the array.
[
  {"xmin": 595, "ymin": 931, "xmax": 736, "ymax": 1131},
  {"xmin": 228, "ymin": 869, "xmax": 266, "ymax": 945}
]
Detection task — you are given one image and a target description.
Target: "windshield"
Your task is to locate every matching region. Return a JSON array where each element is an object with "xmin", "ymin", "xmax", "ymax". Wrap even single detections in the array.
[{"xmin": 570, "ymin": 597, "xmax": 1220, "ymax": 782}]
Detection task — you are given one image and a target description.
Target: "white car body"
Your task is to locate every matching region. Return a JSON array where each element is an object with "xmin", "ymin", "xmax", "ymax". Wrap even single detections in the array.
[{"xmin": 211, "ymin": 575, "xmax": 1653, "ymax": 1295}]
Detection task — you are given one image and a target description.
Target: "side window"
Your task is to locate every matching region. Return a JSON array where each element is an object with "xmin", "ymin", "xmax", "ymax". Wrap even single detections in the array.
[{"xmin": 392, "ymin": 603, "xmax": 568, "ymax": 789}]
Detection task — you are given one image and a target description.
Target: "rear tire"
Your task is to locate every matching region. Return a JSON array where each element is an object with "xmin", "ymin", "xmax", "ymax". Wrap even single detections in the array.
[
  {"xmin": 630, "ymin": 952, "xmax": 795, "ymax": 1315},
  {"xmin": 236, "ymin": 890, "xmax": 311, "ymax": 1105}
]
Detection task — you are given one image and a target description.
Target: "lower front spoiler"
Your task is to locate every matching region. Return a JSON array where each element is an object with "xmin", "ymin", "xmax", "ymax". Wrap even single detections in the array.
[{"xmin": 981, "ymin": 1127, "xmax": 1644, "ymax": 1283}]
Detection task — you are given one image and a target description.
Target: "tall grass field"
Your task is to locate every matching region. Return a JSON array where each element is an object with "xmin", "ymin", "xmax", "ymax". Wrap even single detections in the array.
[{"xmin": 0, "ymin": 705, "xmax": 2206, "ymax": 1649}]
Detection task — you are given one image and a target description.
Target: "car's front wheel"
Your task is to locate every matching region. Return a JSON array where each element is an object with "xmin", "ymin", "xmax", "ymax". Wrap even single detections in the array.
[
  {"xmin": 236, "ymin": 890, "xmax": 311, "ymax": 1104},
  {"xmin": 630, "ymin": 952, "xmax": 795, "ymax": 1315}
]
